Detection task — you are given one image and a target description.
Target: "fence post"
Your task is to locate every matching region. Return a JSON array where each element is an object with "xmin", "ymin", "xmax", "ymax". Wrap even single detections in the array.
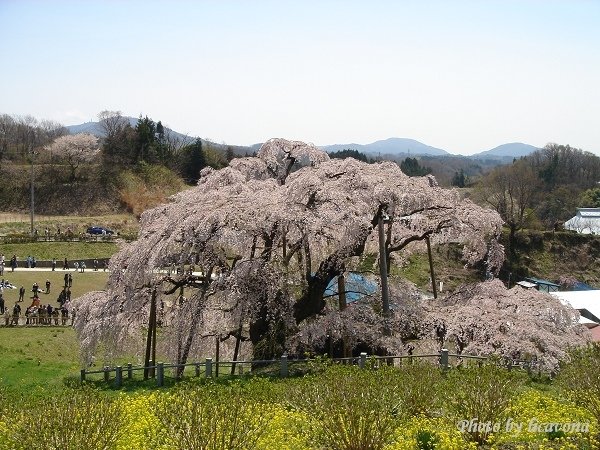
[
  {"xmin": 205, "ymin": 358, "xmax": 212, "ymax": 378},
  {"xmin": 440, "ymin": 348, "xmax": 449, "ymax": 370},
  {"xmin": 103, "ymin": 366, "xmax": 110, "ymax": 382},
  {"xmin": 115, "ymin": 366, "xmax": 122, "ymax": 388},
  {"xmin": 359, "ymin": 352, "xmax": 367, "ymax": 369},
  {"xmin": 80, "ymin": 369, "xmax": 86, "ymax": 382},
  {"xmin": 280, "ymin": 354, "xmax": 288, "ymax": 378},
  {"xmin": 195, "ymin": 363, "xmax": 200, "ymax": 377},
  {"xmin": 127, "ymin": 363, "xmax": 133, "ymax": 379},
  {"xmin": 157, "ymin": 362, "xmax": 164, "ymax": 387}
]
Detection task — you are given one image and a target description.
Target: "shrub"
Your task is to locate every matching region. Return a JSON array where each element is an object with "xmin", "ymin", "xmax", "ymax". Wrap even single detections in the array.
[
  {"xmin": 5, "ymin": 386, "xmax": 123, "ymax": 450},
  {"xmin": 117, "ymin": 164, "xmax": 185, "ymax": 217},
  {"xmin": 148, "ymin": 381, "xmax": 272, "ymax": 450},
  {"xmin": 444, "ymin": 360, "xmax": 526, "ymax": 444},
  {"xmin": 557, "ymin": 344, "xmax": 600, "ymax": 435},
  {"xmin": 287, "ymin": 364, "xmax": 442, "ymax": 450}
]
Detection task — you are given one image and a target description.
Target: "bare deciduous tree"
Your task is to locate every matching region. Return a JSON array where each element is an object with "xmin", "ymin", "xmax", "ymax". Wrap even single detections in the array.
[{"xmin": 477, "ymin": 160, "xmax": 541, "ymax": 255}]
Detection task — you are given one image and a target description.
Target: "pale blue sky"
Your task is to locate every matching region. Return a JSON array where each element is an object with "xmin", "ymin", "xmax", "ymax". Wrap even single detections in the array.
[{"xmin": 1, "ymin": 0, "xmax": 598, "ymax": 154}]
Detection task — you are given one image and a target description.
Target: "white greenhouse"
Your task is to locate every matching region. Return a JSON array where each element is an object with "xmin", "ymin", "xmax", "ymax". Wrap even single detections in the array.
[{"xmin": 564, "ymin": 208, "xmax": 600, "ymax": 234}]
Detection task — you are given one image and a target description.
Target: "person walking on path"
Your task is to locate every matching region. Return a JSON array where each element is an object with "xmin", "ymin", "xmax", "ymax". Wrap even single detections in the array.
[
  {"xmin": 51, "ymin": 258, "xmax": 56, "ymax": 271},
  {"xmin": 11, "ymin": 255, "xmax": 17, "ymax": 272},
  {"xmin": 45, "ymin": 279, "xmax": 51, "ymax": 294},
  {"xmin": 18, "ymin": 286, "xmax": 25, "ymax": 302},
  {"xmin": 63, "ymin": 258, "xmax": 69, "ymax": 270}
]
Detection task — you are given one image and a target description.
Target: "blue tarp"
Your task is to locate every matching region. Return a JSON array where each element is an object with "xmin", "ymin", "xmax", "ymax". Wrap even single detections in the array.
[
  {"xmin": 572, "ymin": 281, "xmax": 596, "ymax": 291},
  {"xmin": 324, "ymin": 273, "xmax": 378, "ymax": 303}
]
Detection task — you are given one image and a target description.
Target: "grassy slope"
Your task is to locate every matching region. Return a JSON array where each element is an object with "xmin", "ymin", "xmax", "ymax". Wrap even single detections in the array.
[
  {"xmin": 394, "ymin": 231, "xmax": 600, "ymax": 291},
  {"xmin": 0, "ymin": 213, "xmax": 139, "ymax": 236},
  {"xmin": 393, "ymin": 242, "xmax": 481, "ymax": 293},
  {"xmin": 0, "ymin": 241, "xmax": 118, "ymax": 261}
]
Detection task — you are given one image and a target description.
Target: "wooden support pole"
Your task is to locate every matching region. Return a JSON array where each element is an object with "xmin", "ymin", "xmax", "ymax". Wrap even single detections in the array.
[
  {"xmin": 151, "ymin": 291, "xmax": 157, "ymax": 378},
  {"xmin": 426, "ymin": 236, "xmax": 438, "ymax": 299},
  {"xmin": 215, "ymin": 335, "xmax": 220, "ymax": 378},
  {"xmin": 231, "ymin": 322, "xmax": 243, "ymax": 375},
  {"xmin": 115, "ymin": 366, "xmax": 122, "ymax": 388},
  {"xmin": 359, "ymin": 352, "xmax": 367, "ymax": 369},
  {"xmin": 144, "ymin": 288, "xmax": 157, "ymax": 379},
  {"xmin": 338, "ymin": 274, "xmax": 347, "ymax": 311},
  {"xmin": 378, "ymin": 215, "xmax": 390, "ymax": 315},
  {"xmin": 205, "ymin": 358, "xmax": 212, "ymax": 377},
  {"xmin": 440, "ymin": 348, "xmax": 449, "ymax": 370},
  {"xmin": 156, "ymin": 362, "xmax": 164, "ymax": 387}
]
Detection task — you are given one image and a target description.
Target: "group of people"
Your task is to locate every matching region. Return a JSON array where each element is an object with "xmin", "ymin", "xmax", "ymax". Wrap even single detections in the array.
[
  {"xmin": 4, "ymin": 304, "xmax": 70, "ymax": 326},
  {"xmin": 0, "ymin": 254, "xmax": 19, "ymax": 274},
  {"xmin": 0, "ymin": 253, "xmax": 107, "ymax": 273},
  {"xmin": 1, "ymin": 276, "xmax": 74, "ymax": 327}
]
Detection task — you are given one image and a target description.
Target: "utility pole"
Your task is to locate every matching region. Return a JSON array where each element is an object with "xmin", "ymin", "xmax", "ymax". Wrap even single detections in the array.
[{"xmin": 29, "ymin": 146, "xmax": 35, "ymax": 236}]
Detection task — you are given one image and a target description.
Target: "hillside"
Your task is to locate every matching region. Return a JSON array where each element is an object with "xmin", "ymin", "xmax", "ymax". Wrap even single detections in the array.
[
  {"xmin": 397, "ymin": 230, "xmax": 600, "ymax": 294},
  {"xmin": 470, "ymin": 142, "xmax": 540, "ymax": 159},
  {"xmin": 66, "ymin": 118, "xmax": 254, "ymax": 156}
]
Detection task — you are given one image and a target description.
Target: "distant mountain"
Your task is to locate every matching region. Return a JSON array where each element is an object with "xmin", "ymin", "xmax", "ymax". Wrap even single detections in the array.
[
  {"xmin": 321, "ymin": 138, "xmax": 450, "ymax": 156},
  {"xmin": 66, "ymin": 117, "xmax": 192, "ymax": 143},
  {"xmin": 66, "ymin": 117, "xmax": 136, "ymax": 137},
  {"xmin": 471, "ymin": 142, "xmax": 540, "ymax": 159},
  {"xmin": 66, "ymin": 122, "xmax": 540, "ymax": 161}
]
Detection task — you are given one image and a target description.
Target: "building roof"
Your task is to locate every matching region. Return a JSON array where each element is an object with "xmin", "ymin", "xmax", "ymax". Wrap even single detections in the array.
[
  {"xmin": 516, "ymin": 281, "xmax": 537, "ymax": 289},
  {"xmin": 577, "ymin": 208, "xmax": 600, "ymax": 218},
  {"xmin": 525, "ymin": 277, "xmax": 560, "ymax": 288},
  {"xmin": 550, "ymin": 290, "xmax": 600, "ymax": 325},
  {"xmin": 565, "ymin": 208, "xmax": 600, "ymax": 234}
]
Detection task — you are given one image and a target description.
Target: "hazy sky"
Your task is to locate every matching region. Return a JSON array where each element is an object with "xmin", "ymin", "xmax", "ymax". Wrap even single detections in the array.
[{"xmin": 1, "ymin": 0, "xmax": 598, "ymax": 155}]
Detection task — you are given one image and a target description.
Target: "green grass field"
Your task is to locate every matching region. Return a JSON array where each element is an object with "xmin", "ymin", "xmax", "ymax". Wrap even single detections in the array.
[
  {"xmin": 0, "ymin": 327, "xmax": 81, "ymax": 394},
  {"xmin": 1, "ymin": 268, "xmax": 109, "ymax": 395},
  {"xmin": 1, "ymin": 270, "xmax": 109, "ymax": 309}
]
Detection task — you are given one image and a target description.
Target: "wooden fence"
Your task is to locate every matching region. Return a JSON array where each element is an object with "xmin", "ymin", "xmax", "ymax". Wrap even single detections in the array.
[{"xmin": 80, "ymin": 349, "xmax": 535, "ymax": 389}]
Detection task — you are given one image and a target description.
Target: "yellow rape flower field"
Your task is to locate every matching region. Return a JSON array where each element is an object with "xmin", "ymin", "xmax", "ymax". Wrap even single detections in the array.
[{"xmin": 0, "ymin": 345, "xmax": 599, "ymax": 450}]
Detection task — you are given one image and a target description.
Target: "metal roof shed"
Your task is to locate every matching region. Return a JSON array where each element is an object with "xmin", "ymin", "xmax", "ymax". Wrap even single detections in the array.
[{"xmin": 524, "ymin": 277, "xmax": 561, "ymax": 293}]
